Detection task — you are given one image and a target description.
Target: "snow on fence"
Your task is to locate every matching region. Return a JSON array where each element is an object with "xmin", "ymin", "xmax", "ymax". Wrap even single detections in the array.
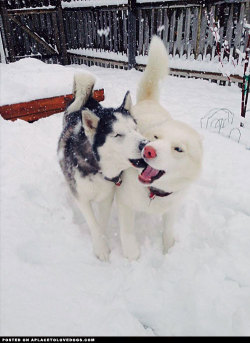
[{"xmin": 0, "ymin": 0, "xmax": 249, "ymax": 84}]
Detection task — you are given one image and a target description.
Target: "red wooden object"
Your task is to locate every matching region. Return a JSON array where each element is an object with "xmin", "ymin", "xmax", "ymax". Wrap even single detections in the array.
[{"xmin": 0, "ymin": 89, "xmax": 105, "ymax": 122}]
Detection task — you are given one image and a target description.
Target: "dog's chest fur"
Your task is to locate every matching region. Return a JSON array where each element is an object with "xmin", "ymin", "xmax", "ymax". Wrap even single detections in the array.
[
  {"xmin": 117, "ymin": 168, "xmax": 183, "ymax": 215},
  {"xmin": 75, "ymin": 169, "xmax": 114, "ymax": 202}
]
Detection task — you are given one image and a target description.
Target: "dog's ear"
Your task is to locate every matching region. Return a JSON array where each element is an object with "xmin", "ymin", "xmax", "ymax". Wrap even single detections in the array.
[
  {"xmin": 82, "ymin": 110, "xmax": 100, "ymax": 138},
  {"xmin": 121, "ymin": 91, "xmax": 132, "ymax": 112}
]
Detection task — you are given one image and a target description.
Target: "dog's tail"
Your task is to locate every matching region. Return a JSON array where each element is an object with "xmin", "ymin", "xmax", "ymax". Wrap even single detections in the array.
[
  {"xmin": 137, "ymin": 36, "xmax": 169, "ymax": 103},
  {"xmin": 64, "ymin": 72, "xmax": 95, "ymax": 124}
]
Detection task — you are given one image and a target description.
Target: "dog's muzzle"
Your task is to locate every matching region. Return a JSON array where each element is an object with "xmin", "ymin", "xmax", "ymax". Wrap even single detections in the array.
[{"xmin": 139, "ymin": 140, "xmax": 149, "ymax": 152}]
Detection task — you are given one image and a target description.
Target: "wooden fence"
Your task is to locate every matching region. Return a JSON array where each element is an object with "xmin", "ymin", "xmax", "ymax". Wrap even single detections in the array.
[{"xmin": 0, "ymin": 0, "xmax": 249, "ymax": 83}]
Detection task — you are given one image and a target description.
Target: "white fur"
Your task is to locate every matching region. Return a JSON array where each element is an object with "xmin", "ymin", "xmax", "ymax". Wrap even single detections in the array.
[
  {"xmin": 116, "ymin": 37, "xmax": 203, "ymax": 260},
  {"xmin": 137, "ymin": 36, "xmax": 169, "ymax": 103},
  {"xmin": 66, "ymin": 73, "xmax": 96, "ymax": 115}
]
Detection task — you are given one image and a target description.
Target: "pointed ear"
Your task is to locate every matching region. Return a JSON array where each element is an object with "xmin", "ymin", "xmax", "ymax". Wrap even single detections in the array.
[
  {"xmin": 82, "ymin": 110, "xmax": 100, "ymax": 138},
  {"xmin": 121, "ymin": 91, "xmax": 132, "ymax": 112}
]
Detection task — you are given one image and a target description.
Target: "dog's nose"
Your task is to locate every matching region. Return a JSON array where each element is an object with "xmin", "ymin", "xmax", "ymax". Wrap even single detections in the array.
[
  {"xmin": 139, "ymin": 140, "xmax": 149, "ymax": 152},
  {"xmin": 143, "ymin": 145, "xmax": 157, "ymax": 159}
]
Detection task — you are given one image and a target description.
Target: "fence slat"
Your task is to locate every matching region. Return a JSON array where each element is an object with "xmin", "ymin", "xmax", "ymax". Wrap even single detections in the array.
[
  {"xmin": 162, "ymin": 8, "xmax": 169, "ymax": 53},
  {"xmin": 169, "ymin": 9, "xmax": 176, "ymax": 56},
  {"xmin": 234, "ymin": 2, "xmax": 245, "ymax": 50},
  {"xmin": 122, "ymin": 9, "xmax": 127, "ymax": 53},
  {"xmin": 175, "ymin": 10, "xmax": 183, "ymax": 56},
  {"xmin": 144, "ymin": 10, "xmax": 150, "ymax": 55}
]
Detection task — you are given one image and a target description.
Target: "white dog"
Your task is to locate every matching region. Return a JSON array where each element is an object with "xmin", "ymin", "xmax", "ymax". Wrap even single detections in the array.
[{"xmin": 116, "ymin": 36, "xmax": 203, "ymax": 260}]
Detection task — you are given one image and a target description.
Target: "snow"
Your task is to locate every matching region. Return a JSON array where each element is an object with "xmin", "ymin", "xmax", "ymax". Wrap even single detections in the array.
[
  {"xmin": 68, "ymin": 48, "xmax": 128, "ymax": 63},
  {"xmin": 1, "ymin": 59, "xmax": 250, "ymax": 336},
  {"xmin": 67, "ymin": 48, "xmax": 244, "ymax": 77},
  {"xmin": 137, "ymin": 54, "xmax": 244, "ymax": 77},
  {"xmin": 0, "ymin": 58, "xmax": 104, "ymax": 106}
]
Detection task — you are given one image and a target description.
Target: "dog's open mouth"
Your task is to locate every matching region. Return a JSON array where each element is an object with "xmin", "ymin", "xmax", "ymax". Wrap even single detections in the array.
[
  {"xmin": 129, "ymin": 158, "xmax": 148, "ymax": 169},
  {"xmin": 139, "ymin": 165, "xmax": 165, "ymax": 184},
  {"xmin": 129, "ymin": 159, "xmax": 165, "ymax": 184}
]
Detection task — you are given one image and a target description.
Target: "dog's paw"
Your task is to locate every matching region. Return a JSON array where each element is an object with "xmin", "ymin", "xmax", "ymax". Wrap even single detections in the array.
[
  {"xmin": 93, "ymin": 239, "xmax": 110, "ymax": 262},
  {"xmin": 122, "ymin": 235, "xmax": 140, "ymax": 261}
]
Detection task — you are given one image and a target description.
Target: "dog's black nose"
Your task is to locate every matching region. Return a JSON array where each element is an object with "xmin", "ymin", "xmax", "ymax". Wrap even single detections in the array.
[{"xmin": 139, "ymin": 140, "xmax": 149, "ymax": 151}]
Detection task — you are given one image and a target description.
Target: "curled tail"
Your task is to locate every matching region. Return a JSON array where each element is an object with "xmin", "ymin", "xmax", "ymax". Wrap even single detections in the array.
[
  {"xmin": 64, "ymin": 72, "xmax": 96, "ymax": 125},
  {"xmin": 137, "ymin": 36, "xmax": 169, "ymax": 103}
]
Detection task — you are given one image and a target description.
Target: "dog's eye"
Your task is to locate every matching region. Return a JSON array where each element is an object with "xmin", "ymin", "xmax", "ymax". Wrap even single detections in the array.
[
  {"xmin": 174, "ymin": 147, "xmax": 184, "ymax": 153},
  {"xmin": 114, "ymin": 133, "xmax": 123, "ymax": 138},
  {"xmin": 154, "ymin": 135, "xmax": 158, "ymax": 139}
]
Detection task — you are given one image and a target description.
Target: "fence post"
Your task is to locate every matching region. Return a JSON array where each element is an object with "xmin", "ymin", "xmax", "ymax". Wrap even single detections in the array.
[
  {"xmin": 0, "ymin": 0, "xmax": 15, "ymax": 62},
  {"xmin": 128, "ymin": 0, "xmax": 137, "ymax": 69},
  {"xmin": 55, "ymin": 0, "xmax": 68, "ymax": 65}
]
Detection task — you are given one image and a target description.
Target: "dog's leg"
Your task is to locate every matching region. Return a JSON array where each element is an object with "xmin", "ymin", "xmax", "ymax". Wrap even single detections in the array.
[
  {"xmin": 162, "ymin": 209, "xmax": 177, "ymax": 254},
  {"xmin": 78, "ymin": 200, "xmax": 110, "ymax": 261},
  {"xmin": 118, "ymin": 203, "xmax": 140, "ymax": 261},
  {"xmin": 98, "ymin": 192, "xmax": 114, "ymax": 235}
]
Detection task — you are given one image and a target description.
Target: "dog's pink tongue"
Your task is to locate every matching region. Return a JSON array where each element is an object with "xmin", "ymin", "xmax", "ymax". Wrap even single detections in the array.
[{"xmin": 139, "ymin": 165, "xmax": 159, "ymax": 183}]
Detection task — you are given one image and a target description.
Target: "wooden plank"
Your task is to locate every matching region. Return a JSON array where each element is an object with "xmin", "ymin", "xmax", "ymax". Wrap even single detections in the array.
[
  {"xmin": 183, "ymin": 7, "xmax": 191, "ymax": 57},
  {"xmin": 175, "ymin": 9, "xmax": 183, "ymax": 56},
  {"xmin": 56, "ymin": 0, "xmax": 68, "ymax": 64},
  {"xmin": 87, "ymin": 11, "xmax": 93, "ymax": 48},
  {"xmin": 103, "ymin": 10, "xmax": 109, "ymax": 48},
  {"xmin": 98, "ymin": 10, "xmax": 103, "ymax": 49},
  {"xmin": 169, "ymin": 68, "xmax": 243, "ymax": 84},
  {"xmin": 234, "ymin": 2, "xmax": 245, "ymax": 50},
  {"xmin": 156, "ymin": 8, "xmax": 163, "ymax": 39},
  {"xmin": 128, "ymin": 0, "xmax": 136, "ymax": 68},
  {"xmin": 76, "ymin": 10, "xmax": 83, "ymax": 48},
  {"xmin": 0, "ymin": 90, "xmax": 105, "ymax": 122},
  {"xmin": 204, "ymin": 5, "xmax": 215, "ymax": 59},
  {"xmin": 117, "ymin": 10, "xmax": 122, "ymax": 53},
  {"xmin": 144, "ymin": 10, "xmax": 149, "ymax": 55},
  {"xmin": 122, "ymin": 9, "xmax": 128, "ymax": 52},
  {"xmin": 113, "ymin": 10, "xmax": 118, "ymax": 52},
  {"xmin": 30, "ymin": 12, "xmax": 40, "ymax": 54},
  {"xmin": 68, "ymin": 52, "xmax": 128, "ymax": 68},
  {"xmin": 52, "ymin": 11, "xmax": 60, "ymax": 53},
  {"xmin": 225, "ymin": 4, "xmax": 233, "ymax": 61},
  {"xmin": 150, "ymin": 8, "xmax": 155, "ymax": 37},
  {"xmin": 162, "ymin": 8, "xmax": 169, "ymax": 52},
  {"xmin": 135, "ymin": 63, "xmax": 243, "ymax": 84},
  {"xmin": 169, "ymin": 9, "xmax": 176, "ymax": 55},
  {"xmin": 95, "ymin": 10, "xmax": 100, "ymax": 49},
  {"xmin": 138, "ymin": 8, "xmax": 143, "ymax": 55},
  {"xmin": 191, "ymin": 6, "xmax": 199, "ymax": 57},
  {"xmin": 20, "ymin": 14, "xmax": 32, "ymax": 55},
  {"xmin": 0, "ymin": 94, "xmax": 73, "ymax": 121},
  {"xmin": 198, "ymin": 7, "xmax": 207, "ymax": 57},
  {"xmin": 91, "ymin": 10, "xmax": 97, "ymax": 49},
  {"xmin": 72, "ymin": 11, "xmax": 78, "ymax": 49},
  {"xmin": 7, "ymin": 8, "xmax": 56, "ymax": 15}
]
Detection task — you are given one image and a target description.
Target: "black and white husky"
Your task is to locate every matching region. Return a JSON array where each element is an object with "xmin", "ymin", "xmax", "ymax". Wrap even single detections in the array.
[{"xmin": 58, "ymin": 73, "xmax": 147, "ymax": 261}]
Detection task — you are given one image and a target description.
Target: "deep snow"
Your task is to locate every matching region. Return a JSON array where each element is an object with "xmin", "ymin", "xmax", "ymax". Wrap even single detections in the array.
[{"xmin": 0, "ymin": 59, "xmax": 250, "ymax": 336}]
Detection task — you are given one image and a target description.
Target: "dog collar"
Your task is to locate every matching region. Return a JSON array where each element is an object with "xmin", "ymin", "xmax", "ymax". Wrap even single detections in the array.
[
  {"xmin": 148, "ymin": 186, "xmax": 172, "ymax": 200},
  {"xmin": 103, "ymin": 171, "xmax": 123, "ymax": 186}
]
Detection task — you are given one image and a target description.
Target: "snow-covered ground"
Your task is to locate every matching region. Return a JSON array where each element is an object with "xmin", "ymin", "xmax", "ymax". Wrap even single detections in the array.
[{"xmin": 0, "ymin": 59, "xmax": 250, "ymax": 336}]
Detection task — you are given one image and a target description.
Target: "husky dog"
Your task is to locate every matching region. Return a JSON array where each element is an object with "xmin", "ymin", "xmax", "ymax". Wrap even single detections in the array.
[
  {"xmin": 116, "ymin": 37, "xmax": 203, "ymax": 260},
  {"xmin": 58, "ymin": 73, "xmax": 147, "ymax": 261}
]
